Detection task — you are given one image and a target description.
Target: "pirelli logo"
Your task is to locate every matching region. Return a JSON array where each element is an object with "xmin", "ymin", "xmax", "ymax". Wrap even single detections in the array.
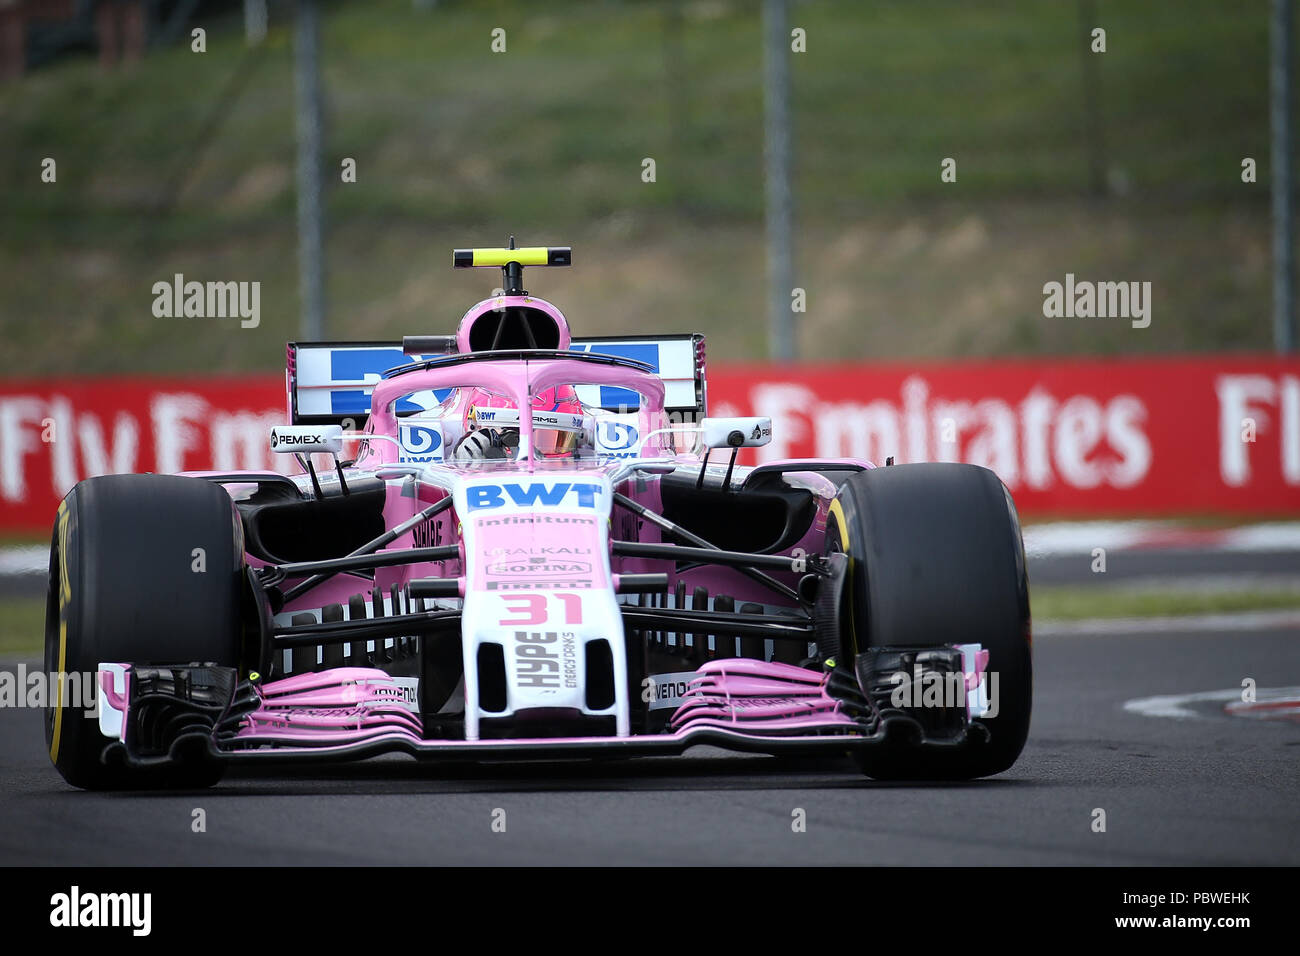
[{"xmin": 488, "ymin": 580, "xmax": 594, "ymax": 591}]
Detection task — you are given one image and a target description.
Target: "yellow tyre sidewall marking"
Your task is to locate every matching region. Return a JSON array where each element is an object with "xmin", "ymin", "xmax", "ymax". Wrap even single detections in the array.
[
  {"xmin": 828, "ymin": 498, "xmax": 857, "ymax": 659},
  {"xmin": 49, "ymin": 500, "xmax": 71, "ymax": 763},
  {"xmin": 828, "ymin": 499, "xmax": 850, "ymax": 551}
]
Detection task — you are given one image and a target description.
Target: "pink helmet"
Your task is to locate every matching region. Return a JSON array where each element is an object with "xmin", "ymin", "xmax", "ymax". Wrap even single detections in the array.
[{"xmin": 460, "ymin": 384, "xmax": 587, "ymax": 458}]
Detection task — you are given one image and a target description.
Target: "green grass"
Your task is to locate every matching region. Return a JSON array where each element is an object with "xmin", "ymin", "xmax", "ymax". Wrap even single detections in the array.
[
  {"xmin": 0, "ymin": 598, "xmax": 47, "ymax": 661},
  {"xmin": 1032, "ymin": 586, "xmax": 1300, "ymax": 621},
  {"xmin": 0, "ymin": 0, "xmax": 1285, "ymax": 372}
]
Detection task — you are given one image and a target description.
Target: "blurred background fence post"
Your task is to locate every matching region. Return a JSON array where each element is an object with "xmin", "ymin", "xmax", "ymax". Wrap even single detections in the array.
[
  {"xmin": 763, "ymin": 0, "xmax": 794, "ymax": 362},
  {"xmin": 1272, "ymin": 0, "xmax": 1296, "ymax": 353},
  {"xmin": 244, "ymin": 0, "xmax": 267, "ymax": 47},
  {"xmin": 295, "ymin": 0, "xmax": 325, "ymax": 341},
  {"xmin": 1077, "ymin": 0, "xmax": 1107, "ymax": 198}
]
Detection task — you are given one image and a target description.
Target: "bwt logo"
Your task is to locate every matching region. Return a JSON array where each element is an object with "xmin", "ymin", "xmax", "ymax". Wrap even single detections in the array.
[
  {"xmin": 597, "ymin": 421, "xmax": 638, "ymax": 451},
  {"xmin": 466, "ymin": 481, "xmax": 603, "ymax": 511},
  {"xmin": 399, "ymin": 424, "xmax": 442, "ymax": 462}
]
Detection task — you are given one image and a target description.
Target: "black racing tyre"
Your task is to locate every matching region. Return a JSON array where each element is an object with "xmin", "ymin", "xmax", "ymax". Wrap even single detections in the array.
[
  {"xmin": 45, "ymin": 474, "xmax": 245, "ymax": 790},
  {"xmin": 826, "ymin": 463, "xmax": 1031, "ymax": 780}
]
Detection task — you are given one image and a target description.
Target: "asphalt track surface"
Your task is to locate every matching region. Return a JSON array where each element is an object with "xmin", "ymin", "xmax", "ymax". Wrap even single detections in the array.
[{"xmin": 1, "ymin": 550, "xmax": 1297, "ymax": 865}]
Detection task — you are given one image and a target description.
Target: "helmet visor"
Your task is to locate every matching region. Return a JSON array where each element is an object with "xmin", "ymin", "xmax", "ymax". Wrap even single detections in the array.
[{"xmin": 534, "ymin": 427, "xmax": 581, "ymax": 457}]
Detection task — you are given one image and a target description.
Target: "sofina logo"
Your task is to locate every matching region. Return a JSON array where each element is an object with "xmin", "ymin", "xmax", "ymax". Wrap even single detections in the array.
[{"xmin": 466, "ymin": 481, "xmax": 603, "ymax": 512}]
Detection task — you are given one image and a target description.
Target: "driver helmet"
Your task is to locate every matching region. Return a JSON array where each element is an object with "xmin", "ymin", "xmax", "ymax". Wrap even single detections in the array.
[{"xmin": 454, "ymin": 385, "xmax": 588, "ymax": 459}]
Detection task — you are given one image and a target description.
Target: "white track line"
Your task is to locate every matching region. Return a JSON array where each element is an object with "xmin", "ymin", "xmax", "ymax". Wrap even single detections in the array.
[
  {"xmin": 1125, "ymin": 686, "xmax": 1300, "ymax": 720},
  {"xmin": 1022, "ymin": 520, "xmax": 1300, "ymax": 557},
  {"xmin": 0, "ymin": 546, "xmax": 45, "ymax": 576},
  {"xmin": 1034, "ymin": 609, "xmax": 1300, "ymax": 636}
]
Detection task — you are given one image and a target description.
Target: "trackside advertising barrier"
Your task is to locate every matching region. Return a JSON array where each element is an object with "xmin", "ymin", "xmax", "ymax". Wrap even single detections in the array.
[{"xmin": 0, "ymin": 355, "xmax": 1296, "ymax": 532}]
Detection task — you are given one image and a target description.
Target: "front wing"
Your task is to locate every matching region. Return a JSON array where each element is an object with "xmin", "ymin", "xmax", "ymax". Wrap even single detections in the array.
[{"xmin": 93, "ymin": 651, "xmax": 994, "ymax": 769}]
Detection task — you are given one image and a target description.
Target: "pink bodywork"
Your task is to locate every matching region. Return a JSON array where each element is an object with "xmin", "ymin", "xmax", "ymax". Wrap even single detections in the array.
[
  {"xmin": 173, "ymin": 298, "xmax": 901, "ymax": 756},
  {"xmin": 669, "ymin": 659, "xmax": 859, "ymax": 733}
]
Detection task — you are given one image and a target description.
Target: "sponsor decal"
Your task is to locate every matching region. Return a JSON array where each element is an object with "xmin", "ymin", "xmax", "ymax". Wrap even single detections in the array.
[
  {"xmin": 270, "ymin": 429, "xmax": 327, "ymax": 449},
  {"xmin": 477, "ymin": 515, "xmax": 596, "ymax": 527},
  {"xmin": 595, "ymin": 420, "xmax": 640, "ymax": 458},
  {"xmin": 412, "ymin": 516, "xmax": 442, "ymax": 548},
  {"xmin": 487, "ymin": 559, "xmax": 593, "ymax": 576},
  {"xmin": 486, "ymin": 546, "xmax": 591, "ymax": 556},
  {"xmin": 726, "ymin": 697, "xmax": 822, "ymax": 709},
  {"xmin": 645, "ymin": 670, "xmax": 700, "ymax": 711},
  {"xmin": 487, "ymin": 580, "xmax": 595, "ymax": 590},
  {"xmin": 466, "ymin": 481, "xmax": 603, "ymax": 512},
  {"xmin": 562, "ymin": 633, "xmax": 578, "ymax": 689},
  {"xmin": 390, "ymin": 676, "xmax": 420, "ymax": 713},
  {"xmin": 474, "ymin": 409, "xmax": 584, "ymax": 431},
  {"xmin": 514, "ymin": 630, "xmax": 561, "ymax": 689},
  {"xmin": 398, "ymin": 423, "xmax": 443, "ymax": 463}
]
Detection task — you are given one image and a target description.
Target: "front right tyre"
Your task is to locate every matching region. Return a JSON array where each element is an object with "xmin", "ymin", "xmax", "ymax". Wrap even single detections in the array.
[{"xmin": 45, "ymin": 474, "xmax": 245, "ymax": 790}]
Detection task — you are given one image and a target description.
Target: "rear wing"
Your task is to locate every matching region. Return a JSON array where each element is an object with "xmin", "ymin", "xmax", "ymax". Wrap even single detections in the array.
[{"xmin": 286, "ymin": 335, "xmax": 707, "ymax": 426}]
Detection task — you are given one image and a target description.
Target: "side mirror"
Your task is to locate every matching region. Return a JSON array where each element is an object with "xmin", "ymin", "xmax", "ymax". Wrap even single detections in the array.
[
  {"xmin": 699, "ymin": 417, "xmax": 772, "ymax": 449},
  {"xmin": 270, "ymin": 425, "xmax": 348, "ymax": 499}
]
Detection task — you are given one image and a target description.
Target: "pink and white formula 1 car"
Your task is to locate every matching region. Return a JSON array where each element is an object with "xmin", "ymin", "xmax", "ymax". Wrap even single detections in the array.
[{"xmin": 44, "ymin": 243, "xmax": 1031, "ymax": 789}]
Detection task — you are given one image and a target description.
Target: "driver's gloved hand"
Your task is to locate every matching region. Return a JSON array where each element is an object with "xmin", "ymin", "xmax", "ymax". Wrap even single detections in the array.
[{"xmin": 454, "ymin": 430, "xmax": 504, "ymax": 460}]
